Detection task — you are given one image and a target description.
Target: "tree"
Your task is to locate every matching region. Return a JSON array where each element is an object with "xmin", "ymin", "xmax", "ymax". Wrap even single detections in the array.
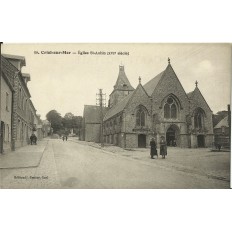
[
  {"xmin": 46, "ymin": 110, "xmax": 63, "ymax": 133},
  {"xmin": 62, "ymin": 112, "xmax": 74, "ymax": 129},
  {"xmin": 72, "ymin": 116, "xmax": 83, "ymax": 136}
]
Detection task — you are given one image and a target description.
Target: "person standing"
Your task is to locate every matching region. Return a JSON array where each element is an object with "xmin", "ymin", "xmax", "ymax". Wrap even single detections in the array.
[
  {"xmin": 34, "ymin": 135, "xmax": 37, "ymax": 145},
  {"xmin": 160, "ymin": 137, "xmax": 167, "ymax": 159},
  {"xmin": 30, "ymin": 134, "xmax": 34, "ymax": 145},
  {"xmin": 65, "ymin": 135, "xmax": 68, "ymax": 141},
  {"xmin": 150, "ymin": 138, "xmax": 157, "ymax": 159}
]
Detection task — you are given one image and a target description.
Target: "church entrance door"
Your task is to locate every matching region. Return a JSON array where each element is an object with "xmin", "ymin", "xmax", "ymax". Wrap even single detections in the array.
[
  {"xmin": 166, "ymin": 125, "xmax": 179, "ymax": 146},
  {"xmin": 138, "ymin": 134, "xmax": 146, "ymax": 148},
  {"xmin": 197, "ymin": 135, "xmax": 205, "ymax": 147}
]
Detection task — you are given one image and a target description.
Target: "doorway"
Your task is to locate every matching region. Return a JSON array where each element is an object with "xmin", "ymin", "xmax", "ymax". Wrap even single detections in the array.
[
  {"xmin": 166, "ymin": 125, "xmax": 179, "ymax": 146},
  {"xmin": 197, "ymin": 135, "xmax": 205, "ymax": 147},
  {"xmin": 138, "ymin": 134, "xmax": 146, "ymax": 148}
]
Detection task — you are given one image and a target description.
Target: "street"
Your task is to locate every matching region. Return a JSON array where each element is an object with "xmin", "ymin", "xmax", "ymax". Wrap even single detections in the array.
[{"xmin": 0, "ymin": 139, "xmax": 230, "ymax": 189}]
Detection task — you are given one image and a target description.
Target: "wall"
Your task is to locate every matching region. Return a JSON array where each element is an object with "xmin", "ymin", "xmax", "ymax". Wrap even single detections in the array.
[
  {"xmin": 85, "ymin": 124, "xmax": 101, "ymax": 143},
  {"xmin": 0, "ymin": 76, "xmax": 12, "ymax": 153}
]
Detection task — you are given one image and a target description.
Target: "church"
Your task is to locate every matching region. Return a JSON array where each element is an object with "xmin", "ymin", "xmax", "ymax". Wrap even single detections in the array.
[{"xmin": 102, "ymin": 58, "xmax": 214, "ymax": 148}]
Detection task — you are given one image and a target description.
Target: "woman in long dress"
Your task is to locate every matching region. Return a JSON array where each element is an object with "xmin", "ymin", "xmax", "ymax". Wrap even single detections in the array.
[
  {"xmin": 150, "ymin": 138, "xmax": 157, "ymax": 159},
  {"xmin": 160, "ymin": 137, "xmax": 167, "ymax": 159}
]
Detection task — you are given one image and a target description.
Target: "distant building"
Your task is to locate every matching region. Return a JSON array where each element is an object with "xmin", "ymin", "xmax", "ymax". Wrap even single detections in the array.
[
  {"xmin": 82, "ymin": 105, "xmax": 108, "ymax": 143},
  {"xmin": 214, "ymin": 116, "xmax": 230, "ymax": 148},
  {"xmin": 42, "ymin": 120, "xmax": 51, "ymax": 138}
]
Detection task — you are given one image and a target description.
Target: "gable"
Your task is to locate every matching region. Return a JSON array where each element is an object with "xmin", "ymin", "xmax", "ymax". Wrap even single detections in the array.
[
  {"xmin": 151, "ymin": 64, "xmax": 189, "ymax": 113},
  {"xmin": 125, "ymin": 84, "xmax": 151, "ymax": 114},
  {"xmin": 190, "ymin": 87, "xmax": 212, "ymax": 113}
]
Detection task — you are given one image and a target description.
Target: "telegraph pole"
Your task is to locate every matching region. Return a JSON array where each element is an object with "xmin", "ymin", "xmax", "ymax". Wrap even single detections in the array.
[{"xmin": 96, "ymin": 89, "xmax": 106, "ymax": 147}]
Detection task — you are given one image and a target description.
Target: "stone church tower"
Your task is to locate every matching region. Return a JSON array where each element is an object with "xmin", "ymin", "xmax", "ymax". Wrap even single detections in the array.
[{"xmin": 108, "ymin": 65, "xmax": 134, "ymax": 108}]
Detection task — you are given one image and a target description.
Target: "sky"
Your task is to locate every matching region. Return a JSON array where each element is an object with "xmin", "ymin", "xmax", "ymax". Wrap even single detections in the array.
[{"xmin": 2, "ymin": 43, "xmax": 231, "ymax": 120}]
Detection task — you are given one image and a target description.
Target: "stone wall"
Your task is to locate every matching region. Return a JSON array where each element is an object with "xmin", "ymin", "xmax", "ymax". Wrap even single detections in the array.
[{"xmin": 85, "ymin": 124, "xmax": 101, "ymax": 143}]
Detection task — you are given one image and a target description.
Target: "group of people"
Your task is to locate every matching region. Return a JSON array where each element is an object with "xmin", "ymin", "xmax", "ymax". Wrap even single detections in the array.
[
  {"xmin": 30, "ymin": 134, "xmax": 37, "ymax": 145},
  {"xmin": 150, "ymin": 137, "xmax": 167, "ymax": 159},
  {"xmin": 62, "ymin": 135, "xmax": 68, "ymax": 141}
]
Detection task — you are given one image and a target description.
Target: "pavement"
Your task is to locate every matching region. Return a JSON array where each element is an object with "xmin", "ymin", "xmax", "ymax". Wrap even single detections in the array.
[
  {"xmin": 0, "ymin": 139, "xmax": 60, "ymax": 189},
  {"xmin": 0, "ymin": 140, "xmax": 47, "ymax": 169}
]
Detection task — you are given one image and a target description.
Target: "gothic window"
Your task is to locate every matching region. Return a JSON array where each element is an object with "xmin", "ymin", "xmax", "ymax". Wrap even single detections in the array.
[
  {"xmin": 164, "ymin": 97, "xmax": 178, "ymax": 119},
  {"xmin": 136, "ymin": 109, "xmax": 145, "ymax": 126},
  {"xmin": 194, "ymin": 109, "xmax": 204, "ymax": 129}
]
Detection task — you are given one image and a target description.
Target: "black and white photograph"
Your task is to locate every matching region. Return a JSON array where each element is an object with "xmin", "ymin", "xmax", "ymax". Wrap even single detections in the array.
[{"xmin": 0, "ymin": 43, "xmax": 231, "ymax": 189}]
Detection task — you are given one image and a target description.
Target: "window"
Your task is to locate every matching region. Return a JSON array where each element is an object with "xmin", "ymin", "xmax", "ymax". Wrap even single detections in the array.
[
  {"xmin": 164, "ymin": 97, "xmax": 177, "ymax": 119},
  {"xmin": 136, "ymin": 109, "xmax": 145, "ymax": 126},
  {"xmin": 194, "ymin": 109, "xmax": 204, "ymax": 129},
  {"xmin": 6, "ymin": 92, "xmax": 9, "ymax": 111}
]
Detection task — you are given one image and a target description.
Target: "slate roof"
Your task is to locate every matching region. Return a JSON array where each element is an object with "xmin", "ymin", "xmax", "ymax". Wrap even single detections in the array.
[
  {"xmin": 104, "ymin": 92, "xmax": 134, "ymax": 121},
  {"xmin": 143, "ymin": 71, "xmax": 164, "ymax": 96},
  {"xmin": 113, "ymin": 66, "xmax": 134, "ymax": 91},
  {"xmin": 84, "ymin": 105, "xmax": 108, "ymax": 123},
  {"xmin": 214, "ymin": 116, "xmax": 229, "ymax": 129}
]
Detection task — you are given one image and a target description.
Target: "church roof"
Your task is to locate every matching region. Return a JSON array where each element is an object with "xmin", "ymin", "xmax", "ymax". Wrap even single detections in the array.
[
  {"xmin": 113, "ymin": 65, "xmax": 134, "ymax": 92},
  {"xmin": 84, "ymin": 105, "xmax": 108, "ymax": 123},
  {"xmin": 143, "ymin": 70, "xmax": 165, "ymax": 96},
  {"xmin": 104, "ymin": 92, "xmax": 133, "ymax": 121},
  {"xmin": 214, "ymin": 116, "xmax": 229, "ymax": 129}
]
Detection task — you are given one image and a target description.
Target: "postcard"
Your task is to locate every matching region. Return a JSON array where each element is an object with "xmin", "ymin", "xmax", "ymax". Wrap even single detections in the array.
[{"xmin": 0, "ymin": 43, "xmax": 231, "ymax": 188}]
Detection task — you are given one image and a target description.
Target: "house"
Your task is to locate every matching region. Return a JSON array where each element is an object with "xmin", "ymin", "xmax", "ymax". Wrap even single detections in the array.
[
  {"xmin": 214, "ymin": 115, "xmax": 230, "ymax": 148},
  {"xmin": 0, "ymin": 55, "xmax": 14, "ymax": 153},
  {"xmin": 1, "ymin": 54, "xmax": 41, "ymax": 152}
]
